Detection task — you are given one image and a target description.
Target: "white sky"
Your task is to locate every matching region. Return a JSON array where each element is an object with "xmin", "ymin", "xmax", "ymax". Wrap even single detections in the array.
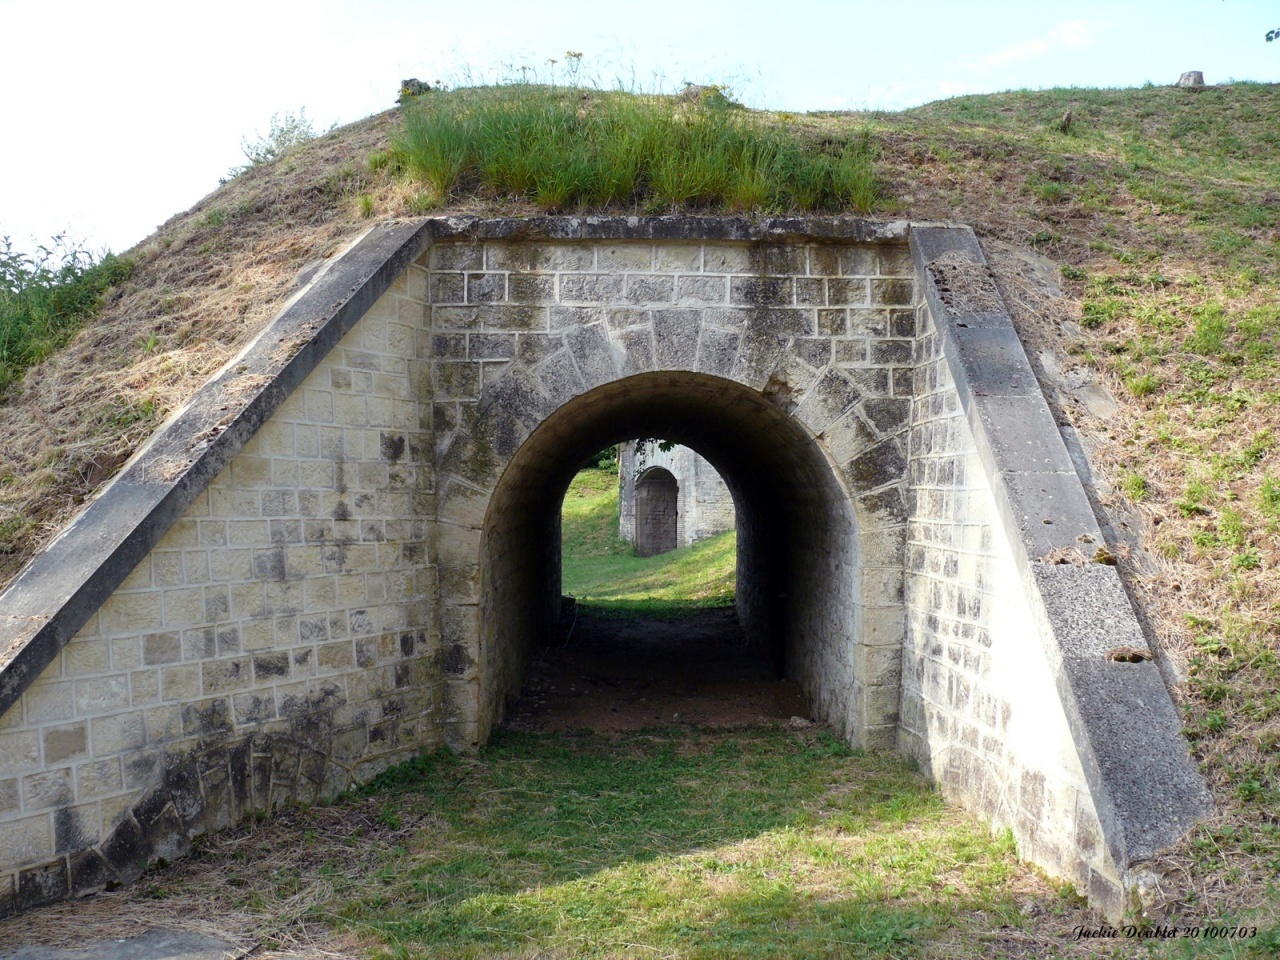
[{"xmin": 1, "ymin": 0, "xmax": 1276, "ymax": 255}]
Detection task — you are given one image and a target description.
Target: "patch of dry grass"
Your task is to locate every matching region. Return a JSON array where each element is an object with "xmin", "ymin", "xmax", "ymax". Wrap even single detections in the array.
[{"xmin": 0, "ymin": 113, "xmax": 403, "ymax": 586}]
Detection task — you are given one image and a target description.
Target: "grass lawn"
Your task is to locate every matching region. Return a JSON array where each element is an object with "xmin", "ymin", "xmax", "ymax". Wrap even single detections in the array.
[{"xmin": 325, "ymin": 728, "xmax": 1046, "ymax": 960}]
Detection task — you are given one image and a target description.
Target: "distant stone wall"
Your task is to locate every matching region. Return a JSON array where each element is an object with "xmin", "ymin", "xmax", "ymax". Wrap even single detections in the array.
[{"xmin": 617, "ymin": 441, "xmax": 736, "ymax": 551}]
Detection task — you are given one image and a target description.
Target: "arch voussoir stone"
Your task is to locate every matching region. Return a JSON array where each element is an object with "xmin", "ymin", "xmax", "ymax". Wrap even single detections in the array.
[
  {"xmin": 820, "ymin": 408, "xmax": 879, "ymax": 465},
  {"xmin": 528, "ymin": 348, "xmax": 583, "ymax": 406},
  {"xmin": 436, "ymin": 477, "xmax": 491, "ymax": 532},
  {"xmin": 695, "ymin": 325, "xmax": 741, "ymax": 377},
  {"xmin": 760, "ymin": 352, "xmax": 823, "ymax": 417},
  {"xmin": 652, "ymin": 309, "xmax": 702, "ymax": 369},
  {"xmin": 793, "ymin": 368, "xmax": 863, "ymax": 436},
  {"xmin": 438, "ymin": 432, "xmax": 503, "ymax": 490},
  {"xmin": 564, "ymin": 322, "xmax": 621, "ymax": 389},
  {"xmin": 611, "ymin": 325, "xmax": 656, "ymax": 376},
  {"xmin": 732, "ymin": 309, "xmax": 809, "ymax": 390},
  {"xmin": 844, "ymin": 438, "xmax": 909, "ymax": 492}
]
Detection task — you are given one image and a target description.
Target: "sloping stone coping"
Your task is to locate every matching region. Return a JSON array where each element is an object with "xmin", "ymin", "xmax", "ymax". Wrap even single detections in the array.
[{"xmin": 911, "ymin": 226, "xmax": 1214, "ymax": 891}]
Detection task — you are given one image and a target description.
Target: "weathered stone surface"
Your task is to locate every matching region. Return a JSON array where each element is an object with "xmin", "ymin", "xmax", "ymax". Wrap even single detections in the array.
[
  {"xmin": 0, "ymin": 218, "xmax": 1206, "ymax": 925},
  {"xmin": 652, "ymin": 310, "xmax": 701, "ymax": 369}
]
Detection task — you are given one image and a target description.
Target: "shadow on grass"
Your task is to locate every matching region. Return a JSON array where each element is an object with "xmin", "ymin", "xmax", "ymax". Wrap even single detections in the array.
[
  {"xmin": 572, "ymin": 597, "xmax": 734, "ymax": 619},
  {"xmin": 340, "ymin": 727, "xmax": 1041, "ymax": 960}
]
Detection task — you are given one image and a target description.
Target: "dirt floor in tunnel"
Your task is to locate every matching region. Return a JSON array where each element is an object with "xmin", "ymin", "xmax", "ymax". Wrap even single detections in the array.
[{"xmin": 503, "ymin": 607, "xmax": 811, "ymax": 732}]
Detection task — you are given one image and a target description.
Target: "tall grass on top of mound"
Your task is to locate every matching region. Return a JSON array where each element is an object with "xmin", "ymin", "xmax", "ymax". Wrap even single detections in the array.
[
  {"xmin": 0, "ymin": 235, "xmax": 133, "ymax": 396},
  {"xmin": 391, "ymin": 85, "xmax": 880, "ymax": 214}
]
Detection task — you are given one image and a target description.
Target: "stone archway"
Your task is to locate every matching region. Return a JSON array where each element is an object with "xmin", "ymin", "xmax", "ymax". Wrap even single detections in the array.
[
  {"xmin": 422, "ymin": 233, "xmax": 917, "ymax": 752},
  {"xmin": 437, "ymin": 358, "xmax": 907, "ymax": 752},
  {"xmin": 634, "ymin": 466, "xmax": 678, "ymax": 556}
]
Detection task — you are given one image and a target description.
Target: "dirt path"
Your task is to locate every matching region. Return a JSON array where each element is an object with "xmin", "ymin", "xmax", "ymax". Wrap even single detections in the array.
[{"xmin": 503, "ymin": 607, "xmax": 810, "ymax": 732}]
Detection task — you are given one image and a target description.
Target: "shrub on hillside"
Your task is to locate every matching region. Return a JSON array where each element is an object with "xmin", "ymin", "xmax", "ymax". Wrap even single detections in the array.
[{"xmin": 0, "ymin": 236, "xmax": 134, "ymax": 396}]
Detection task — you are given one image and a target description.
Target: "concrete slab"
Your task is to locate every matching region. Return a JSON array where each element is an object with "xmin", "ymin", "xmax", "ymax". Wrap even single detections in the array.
[
  {"xmin": 1062, "ymin": 659, "xmax": 1217, "ymax": 863},
  {"xmin": 946, "ymin": 328, "xmax": 1042, "ymax": 398},
  {"xmin": 1032, "ymin": 564, "xmax": 1149, "ymax": 660},
  {"xmin": 973, "ymin": 395, "xmax": 1078, "ymax": 474},
  {"xmin": 0, "ymin": 928, "xmax": 233, "ymax": 960}
]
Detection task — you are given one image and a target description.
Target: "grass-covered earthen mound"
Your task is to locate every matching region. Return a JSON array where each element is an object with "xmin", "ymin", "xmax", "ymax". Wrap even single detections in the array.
[{"xmin": 3, "ymin": 80, "xmax": 1280, "ymax": 944}]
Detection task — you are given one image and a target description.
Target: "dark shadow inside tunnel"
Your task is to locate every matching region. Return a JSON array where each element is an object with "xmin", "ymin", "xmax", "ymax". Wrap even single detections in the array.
[
  {"xmin": 478, "ymin": 372, "xmax": 861, "ymax": 738},
  {"xmin": 520, "ymin": 436, "xmax": 782, "ymax": 731}
]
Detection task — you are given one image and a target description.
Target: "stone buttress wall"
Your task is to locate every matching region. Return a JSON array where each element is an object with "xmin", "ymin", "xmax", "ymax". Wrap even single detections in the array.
[
  {"xmin": 899, "ymin": 302, "xmax": 1121, "ymax": 903},
  {"xmin": 0, "ymin": 268, "xmax": 440, "ymax": 912},
  {"xmin": 902, "ymin": 225, "xmax": 1212, "ymax": 918}
]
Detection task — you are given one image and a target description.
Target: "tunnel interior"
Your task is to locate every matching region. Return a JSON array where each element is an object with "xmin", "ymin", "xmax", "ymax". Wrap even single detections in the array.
[{"xmin": 479, "ymin": 371, "xmax": 862, "ymax": 737}]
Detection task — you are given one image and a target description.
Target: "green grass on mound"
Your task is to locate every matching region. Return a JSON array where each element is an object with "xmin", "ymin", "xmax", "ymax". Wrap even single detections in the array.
[
  {"xmin": 0, "ymin": 237, "xmax": 133, "ymax": 395},
  {"xmin": 387, "ymin": 84, "xmax": 879, "ymax": 214},
  {"xmin": 560, "ymin": 467, "xmax": 735, "ymax": 615},
  {"xmin": 883, "ymin": 82, "xmax": 1280, "ymax": 271}
]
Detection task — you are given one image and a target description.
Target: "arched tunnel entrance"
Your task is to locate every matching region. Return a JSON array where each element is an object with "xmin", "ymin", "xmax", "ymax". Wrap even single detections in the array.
[{"xmin": 478, "ymin": 371, "xmax": 867, "ymax": 742}]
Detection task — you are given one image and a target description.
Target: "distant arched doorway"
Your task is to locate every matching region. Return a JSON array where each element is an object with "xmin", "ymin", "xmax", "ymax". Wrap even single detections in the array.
[{"xmin": 634, "ymin": 467, "xmax": 678, "ymax": 556}]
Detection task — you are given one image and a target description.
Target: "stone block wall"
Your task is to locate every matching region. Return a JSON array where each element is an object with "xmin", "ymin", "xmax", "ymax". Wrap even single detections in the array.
[
  {"xmin": 899, "ymin": 304, "xmax": 1121, "ymax": 904},
  {"xmin": 421, "ymin": 236, "xmax": 916, "ymax": 751},
  {"xmin": 0, "ymin": 269, "xmax": 442, "ymax": 911},
  {"xmin": 0, "ymin": 217, "xmax": 1210, "ymax": 919}
]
